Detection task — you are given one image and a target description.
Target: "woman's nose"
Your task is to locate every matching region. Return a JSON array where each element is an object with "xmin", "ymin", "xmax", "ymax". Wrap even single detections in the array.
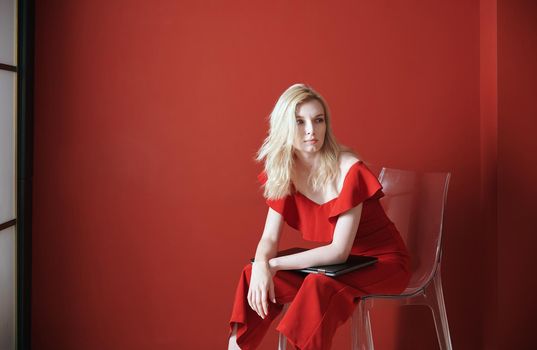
[{"xmin": 305, "ymin": 121, "xmax": 314, "ymax": 135}]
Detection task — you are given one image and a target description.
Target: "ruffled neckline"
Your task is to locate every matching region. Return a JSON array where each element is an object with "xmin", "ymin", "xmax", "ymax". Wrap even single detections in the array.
[{"xmin": 293, "ymin": 160, "xmax": 362, "ymax": 206}]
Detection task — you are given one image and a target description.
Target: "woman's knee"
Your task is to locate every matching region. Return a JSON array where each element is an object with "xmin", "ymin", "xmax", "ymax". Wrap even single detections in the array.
[
  {"xmin": 299, "ymin": 273, "xmax": 343, "ymax": 294},
  {"xmin": 302, "ymin": 273, "xmax": 331, "ymax": 286}
]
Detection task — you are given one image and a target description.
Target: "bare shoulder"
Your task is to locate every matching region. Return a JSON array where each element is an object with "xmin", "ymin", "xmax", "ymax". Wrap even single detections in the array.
[
  {"xmin": 334, "ymin": 151, "xmax": 361, "ymax": 192},
  {"xmin": 339, "ymin": 151, "xmax": 361, "ymax": 170}
]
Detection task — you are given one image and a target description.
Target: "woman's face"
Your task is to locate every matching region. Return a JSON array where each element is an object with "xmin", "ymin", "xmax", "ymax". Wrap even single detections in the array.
[{"xmin": 293, "ymin": 99, "xmax": 327, "ymax": 155}]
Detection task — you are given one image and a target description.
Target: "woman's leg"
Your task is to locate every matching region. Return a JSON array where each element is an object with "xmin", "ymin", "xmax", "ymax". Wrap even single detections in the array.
[
  {"xmin": 276, "ymin": 273, "xmax": 358, "ymax": 350},
  {"xmin": 228, "ymin": 263, "xmax": 306, "ymax": 350},
  {"xmin": 277, "ymin": 259, "xmax": 411, "ymax": 350},
  {"xmin": 229, "ymin": 259, "xmax": 410, "ymax": 350}
]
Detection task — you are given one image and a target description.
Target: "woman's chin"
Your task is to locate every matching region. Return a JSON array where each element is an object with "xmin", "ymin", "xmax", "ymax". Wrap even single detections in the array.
[
  {"xmin": 293, "ymin": 144, "xmax": 323, "ymax": 155},
  {"xmin": 303, "ymin": 147, "xmax": 320, "ymax": 153}
]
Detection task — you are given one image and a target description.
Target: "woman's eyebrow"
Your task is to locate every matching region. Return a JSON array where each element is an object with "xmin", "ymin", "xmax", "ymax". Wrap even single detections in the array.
[{"xmin": 296, "ymin": 114, "xmax": 325, "ymax": 118}]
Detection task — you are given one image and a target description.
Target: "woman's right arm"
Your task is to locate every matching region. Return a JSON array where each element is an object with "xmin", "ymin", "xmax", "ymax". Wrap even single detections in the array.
[
  {"xmin": 254, "ymin": 207, "xmax": 284, "ymax": 262},
  {"xmin": 248, "ymin": 207, "xmax": 284, "ymax": 319}
]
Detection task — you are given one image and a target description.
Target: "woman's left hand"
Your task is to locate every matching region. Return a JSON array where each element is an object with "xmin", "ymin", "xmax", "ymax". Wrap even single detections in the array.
[{"xmin": 248, "ymin": 260, "xmax": 277, "ymax": 319}]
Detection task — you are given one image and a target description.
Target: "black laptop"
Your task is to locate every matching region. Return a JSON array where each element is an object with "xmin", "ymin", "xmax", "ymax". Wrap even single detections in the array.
[{"xmin": 250, "ymin": 247, "xmax": 378, "ymax": 277}]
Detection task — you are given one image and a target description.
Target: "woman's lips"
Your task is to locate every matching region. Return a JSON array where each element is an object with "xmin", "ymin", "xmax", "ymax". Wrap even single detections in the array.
[{"xmin": 305, "ymin": 140, "xmax": 318, "ymax": 144}]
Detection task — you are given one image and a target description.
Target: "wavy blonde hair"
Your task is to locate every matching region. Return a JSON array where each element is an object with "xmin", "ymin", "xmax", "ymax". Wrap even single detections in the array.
[{"xmin": 255, "ymin": 83, "xmax": 359, "ymax": 200}]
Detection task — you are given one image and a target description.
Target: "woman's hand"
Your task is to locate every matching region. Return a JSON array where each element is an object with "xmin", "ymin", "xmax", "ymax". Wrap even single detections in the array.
[{"xmin": 247, "ymin": 260, "xmax": 277, "ymax": 319}]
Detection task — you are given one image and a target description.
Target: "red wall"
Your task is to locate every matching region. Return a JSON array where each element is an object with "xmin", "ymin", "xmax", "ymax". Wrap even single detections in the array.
[
  {"xmin": 498, "ymin": 0, "xmax": 537, "ymax": 349},
  {"xmin": 32, "ymin": 1, "xmax": 505, "ymax": 349},
  {"xmin": 479, "ymin": 0, "xmax": 498, "ymax": 348}
]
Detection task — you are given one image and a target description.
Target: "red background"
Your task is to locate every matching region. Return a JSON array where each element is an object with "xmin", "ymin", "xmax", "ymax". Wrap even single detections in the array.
[{"xmin": 32, "ymin": 0, "xmax": 536, "ymax": 349}]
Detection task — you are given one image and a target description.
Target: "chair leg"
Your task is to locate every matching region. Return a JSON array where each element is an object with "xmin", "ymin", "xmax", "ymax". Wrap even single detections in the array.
[
  {"xmin": 425, "ymin": 269, "xmax": 453, "ymax": 350},
  {"xmin": 362, "ymin": 299, "xmax": 375, "ymax": 350},
  {"xmin": 277, "ymin": 304, "xmax": 290, "ymax": 350},
  {"xmin": 278, "ymin": 332, "xmax": 287, "ymax": 350},
  {"xmin": 351, "ymin": 298, "xmax": 375, "ymax": 350}
]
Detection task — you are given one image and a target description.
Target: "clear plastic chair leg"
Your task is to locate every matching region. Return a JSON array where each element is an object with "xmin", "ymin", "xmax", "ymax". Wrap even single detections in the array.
[
  {"xmin": 426, "ymin": 269, "xmax": 453, "ymax": 350},
  {"xmin": 351, "ymin": 298, "xmax": 375, "ymax": 350},
  {"xmin": 278, "ymin": 332, "xmax": 287, "ymax": 350},
  {"xmin": 277, "ymin": 304, "xmax": 290, "ymax": 350}
]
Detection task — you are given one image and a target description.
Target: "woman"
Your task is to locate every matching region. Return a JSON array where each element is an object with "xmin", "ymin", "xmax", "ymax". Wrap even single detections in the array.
[{"xmin": 228, "ymin": 83, "xmax": 411, "ymax": 350}]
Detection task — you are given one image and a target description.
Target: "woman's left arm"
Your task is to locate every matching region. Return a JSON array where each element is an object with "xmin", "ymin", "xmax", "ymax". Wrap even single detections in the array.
[{"xmin": 268, "ymin": 203, "xmax": 363, "ymax": 272}]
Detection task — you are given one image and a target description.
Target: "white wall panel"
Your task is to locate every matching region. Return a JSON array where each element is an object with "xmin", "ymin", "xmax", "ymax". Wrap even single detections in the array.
[
  {"xmin": 0, "ymin": 70, "xmax": 16, "ymax": 223},
  {"xmin": 0, "ymin": 0, "xmax": 16, "ymax": 65},
  {"xmin": 0, "ymin": 2, "xmax": 17, "ymax": 350},
  {"xmin": 0, "ymin": 225, "xmax": 16, "ymax": 350}
]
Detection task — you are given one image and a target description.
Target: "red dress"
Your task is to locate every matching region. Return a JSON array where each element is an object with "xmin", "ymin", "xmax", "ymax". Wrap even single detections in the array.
[{"xmin": 229, "ymin": 160, "xmax": 411, "ymax": 350}]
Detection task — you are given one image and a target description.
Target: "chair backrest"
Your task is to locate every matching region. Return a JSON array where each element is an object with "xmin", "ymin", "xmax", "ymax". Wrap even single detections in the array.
[{"xmin": 378, "ymin": 167, "xmax": 451, "ymax": 291}]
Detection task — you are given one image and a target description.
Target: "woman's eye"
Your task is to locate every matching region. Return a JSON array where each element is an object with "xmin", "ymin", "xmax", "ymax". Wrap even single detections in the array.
[
  {"xmin": 296, "ymin": 120, "xmax": 304, "ymax": 125},
  {"xmin": 316, "ymin": 118, "xmax": 324, "ymax": 123}
]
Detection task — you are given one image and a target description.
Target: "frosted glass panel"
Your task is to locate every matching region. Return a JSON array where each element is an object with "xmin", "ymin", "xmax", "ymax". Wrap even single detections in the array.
[
  {"xmin": 0, "ymin": 0, "xmax": 16, "ymax": 65},
  {"xmin": 0, "ymin": 225, "xmax": 16, "ymax": 350},
  {"xmin": 0, "ymin": 70, "xmax": 16, "ymax": 223}
]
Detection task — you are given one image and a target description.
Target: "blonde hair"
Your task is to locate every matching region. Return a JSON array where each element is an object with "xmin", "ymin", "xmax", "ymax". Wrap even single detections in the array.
[{"xmin": 254, "ymin": 83, "xmax": 359, "ymax": 200}]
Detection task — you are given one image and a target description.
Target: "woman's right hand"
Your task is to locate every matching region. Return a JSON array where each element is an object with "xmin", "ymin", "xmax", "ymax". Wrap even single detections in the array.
[{"xmin": 247, "ymin": 261, "xmax": 276, "ymax": 319}]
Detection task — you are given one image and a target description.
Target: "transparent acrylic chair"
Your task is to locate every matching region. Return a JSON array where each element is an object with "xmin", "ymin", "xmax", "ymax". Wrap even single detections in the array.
[
  {"xmin": 350, "ymin": 167, "xmax": 453, "ymax": 350},
  {"xmin": 277, "ymin": 166, "xmax": 453, "ymax": 350}
]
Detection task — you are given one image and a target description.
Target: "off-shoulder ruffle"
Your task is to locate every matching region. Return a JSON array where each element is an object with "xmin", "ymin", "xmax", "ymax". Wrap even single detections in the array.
[{"xmin": 328, "ymin": 161, "xmax": 384, "ymax": 222}]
